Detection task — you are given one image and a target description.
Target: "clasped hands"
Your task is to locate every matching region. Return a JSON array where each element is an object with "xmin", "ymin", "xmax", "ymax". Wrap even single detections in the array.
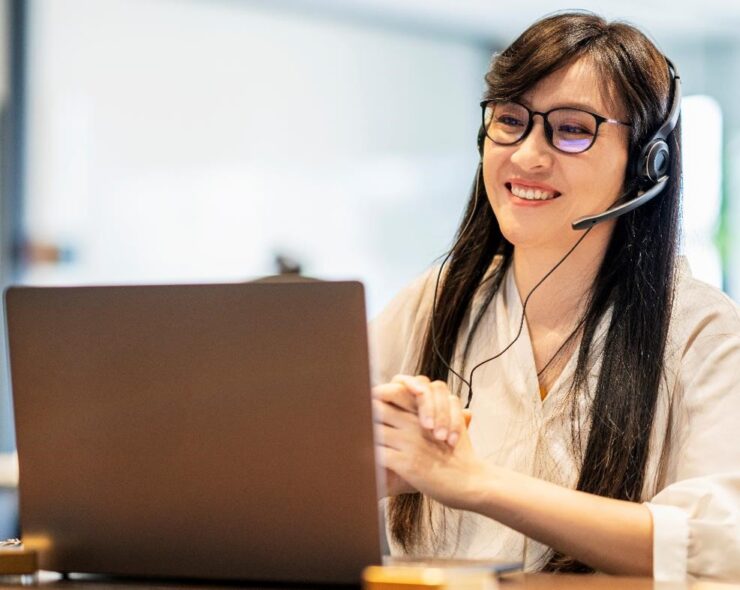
[{"xmin": 372, "ymin": 374, "xmax": 484, "ymax": 510}]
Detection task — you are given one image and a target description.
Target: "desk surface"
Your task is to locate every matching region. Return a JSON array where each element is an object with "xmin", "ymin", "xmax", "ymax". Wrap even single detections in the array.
[
  {"xmin": 499, "ymin": 573, "xmax": 738, "ymax": 589},
  {"xmin": 0, "ymin": 573, "xmax": 737, "ymax": 590}
]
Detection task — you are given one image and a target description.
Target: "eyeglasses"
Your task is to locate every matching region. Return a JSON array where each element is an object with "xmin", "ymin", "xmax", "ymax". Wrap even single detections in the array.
[{"xmin": 481, "ymin": 100, "xmax": 631, "ymax": 154}]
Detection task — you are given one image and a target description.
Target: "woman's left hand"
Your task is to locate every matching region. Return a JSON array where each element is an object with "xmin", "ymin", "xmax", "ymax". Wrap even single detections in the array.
[{"xmin": 372, "ymin": 379, "xmax": 487, "ymax": 510}]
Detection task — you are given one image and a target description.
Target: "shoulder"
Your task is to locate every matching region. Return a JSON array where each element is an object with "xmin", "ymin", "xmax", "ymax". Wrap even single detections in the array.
[
  {"xmin": 376, "ymin": 266, "xmax": 440, "ymax": 323},
  {"xmin": 670, "ymin": 259, "xmax": 740, "ymax": 349},
  {"xmin": 370, "ymin": 254, "xmax": 506, "ymax": 336},
  {"xmin": 655, "ymin": 262, "xmax": 740, "ymax": 503},
  {"xmin": 368, "ymin": 266, "xmax": 440, "ymax": 385},
  {"xmin": 667, "ymin": 259, "xmax": 740, "ymax": 405},
  {"xmin": 368, "ymin": 256, "xmax": 506, "ymax": 384}
]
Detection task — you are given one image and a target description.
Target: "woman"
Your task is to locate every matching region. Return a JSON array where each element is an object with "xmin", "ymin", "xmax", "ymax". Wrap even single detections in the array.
[{"xmin": 371, "ymin": 12, "xmax": 740, "ymax": 582}]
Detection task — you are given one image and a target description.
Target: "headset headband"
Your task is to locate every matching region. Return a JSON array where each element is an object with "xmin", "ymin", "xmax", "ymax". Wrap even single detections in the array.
[{"xmin": 654, "ymin": 58, "xmax": 681, "ymax": 142}]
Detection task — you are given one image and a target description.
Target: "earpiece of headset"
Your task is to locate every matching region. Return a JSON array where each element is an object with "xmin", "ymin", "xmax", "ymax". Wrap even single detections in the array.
[
  {"xmin": 572, "ymin": 57, "xmax": 681, "ymax": 230},
  {"xmin": 637, "ymin": 58, "xmax": 682, "ymax": 183}
]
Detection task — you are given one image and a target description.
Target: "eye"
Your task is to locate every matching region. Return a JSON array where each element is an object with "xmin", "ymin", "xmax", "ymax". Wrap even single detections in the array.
[
  {"xmin": 558, "ymin": 124, "xmax": 593, "ymax": 135},
  {"xmin": 550, "ymin": 108, "xmax": 598, "ymax": 137},
  {"xmin": 497, "ymin": 115, "xmax": 526, "ymax": 127}
]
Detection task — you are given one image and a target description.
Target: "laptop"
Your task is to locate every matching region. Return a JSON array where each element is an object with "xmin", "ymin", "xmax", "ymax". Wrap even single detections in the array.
[{"xmin": 5, "ymin": 279, "xmax": 383, "ymax": 584}]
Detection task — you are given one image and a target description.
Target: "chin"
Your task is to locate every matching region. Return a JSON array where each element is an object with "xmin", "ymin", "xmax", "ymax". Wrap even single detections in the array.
[
  {"xmin": 497, "ymin": 217, "xmax": 575, "ymax": 250},
  {"xmin": 494, "ymin": 208, "xmax": 551, "ymax": 242}
]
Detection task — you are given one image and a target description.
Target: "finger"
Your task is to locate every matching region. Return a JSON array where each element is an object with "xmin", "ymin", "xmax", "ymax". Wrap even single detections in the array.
[
  {"xmin": 375, "ymin": 445, "xmax": 398, "ymax": 470},
  {"xmin": 374, "ymin": 423, "xmax": 405, "ymax": 451},
  {"xmin": 375, "ymin": 444, "xmax": 410, "ymax": 476},
  {"xmin": 371, "ymin": 399, "xmax": 416, "ymax": 429},
  {"xmin": 391, "ymin": 374, "xmax": 430, "ymax": 395},
  {"xmin": 393, "ymin": 375, "xmax": 435, "ymax": 429},
  {"xmin": 372, "ymin": 382, "xmax": 409, "ymax": 400},
  {"xmin": 372, "ymin": 382, "xmax": 419, "ymax": 414},
  {"xmin": 429, "ymin": 381, "xmax": 451, "ymax": 441},
  {"xmin": 446, "ymin": 394, "xmax": 463, "ymax": 447},
  {"xmin": 376, "ymin": 446, "xmax": 433, "ymax": 491}
]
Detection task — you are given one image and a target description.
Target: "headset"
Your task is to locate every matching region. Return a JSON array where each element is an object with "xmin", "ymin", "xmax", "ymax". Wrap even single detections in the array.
[{"xmin": 434, "ymin": 57, "xmax": 681, "ymax": 406}]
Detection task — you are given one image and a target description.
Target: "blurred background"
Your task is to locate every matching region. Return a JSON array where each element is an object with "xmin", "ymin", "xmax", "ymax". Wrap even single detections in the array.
[{"xmin": 0, "ymin": 0, "xmax": 739, "ymax": 536}]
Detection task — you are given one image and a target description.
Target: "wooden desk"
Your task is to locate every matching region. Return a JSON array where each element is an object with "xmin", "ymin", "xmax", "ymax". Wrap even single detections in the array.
[
  {"xmin": 0, "ymin": 573, "xmax": 736, "ymax": 590},
  {"xmin": 500, "ymin": 572, "xmax": 738, "ymax": 589}
]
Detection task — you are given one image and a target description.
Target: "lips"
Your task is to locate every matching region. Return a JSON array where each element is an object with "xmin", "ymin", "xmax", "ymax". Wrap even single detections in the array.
[{"xmin": 506, "ymin": 182, "xmax": 562, "ymax": 202}]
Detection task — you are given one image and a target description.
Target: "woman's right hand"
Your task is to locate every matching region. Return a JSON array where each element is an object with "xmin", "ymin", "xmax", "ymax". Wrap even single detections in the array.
[
  {"xmin": 373, "ymin": 375, "xmax": 471, "ymax": 446},
  {"xmin": 371, "ymin": 375, "xmax": 471, "ymax": 497}
]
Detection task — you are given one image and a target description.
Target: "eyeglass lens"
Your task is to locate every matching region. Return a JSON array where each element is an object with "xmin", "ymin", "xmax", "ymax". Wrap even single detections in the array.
[{"xmin": 484, "ymin": 102, "xmax": 598, "ymax": 153}]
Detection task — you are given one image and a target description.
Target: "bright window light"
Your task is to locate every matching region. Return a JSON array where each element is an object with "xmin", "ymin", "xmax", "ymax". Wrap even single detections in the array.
[{"xmin": 680, "ymin": 95, "xmax": 723, "ymax": 288}]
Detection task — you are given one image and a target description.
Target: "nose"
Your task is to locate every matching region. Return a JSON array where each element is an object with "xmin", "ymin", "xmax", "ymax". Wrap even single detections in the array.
[{"xmin": 509, "ymin": 115, "xmax": 554, "ymax": 171}]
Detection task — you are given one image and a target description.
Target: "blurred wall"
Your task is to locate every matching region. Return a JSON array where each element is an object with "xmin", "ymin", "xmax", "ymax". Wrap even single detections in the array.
[
  {"xmin": 22, "ymin": 0, "xmax": 491, "ymax": 318},
  {"xmin": 0, "ymin": 0, "xmax": 20, "ymax": 540},
  {"xmin": 0, "ymin": 0, "xmax": 14, "ymax": 453}
]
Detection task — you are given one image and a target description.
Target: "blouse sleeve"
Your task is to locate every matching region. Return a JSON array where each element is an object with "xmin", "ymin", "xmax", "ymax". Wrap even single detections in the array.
[
  {"xmin": 645, "ymin": 282, "xmax": 740, "ymax": 582},
  {"xmin": 368, "ymin": 267, "xmax": 437, "ymax": 387}
]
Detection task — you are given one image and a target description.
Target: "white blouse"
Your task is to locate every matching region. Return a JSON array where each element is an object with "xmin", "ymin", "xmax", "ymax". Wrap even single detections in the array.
[{"xmin": 369, "ymin": 259, "xmax": 740, "ymax": 582}]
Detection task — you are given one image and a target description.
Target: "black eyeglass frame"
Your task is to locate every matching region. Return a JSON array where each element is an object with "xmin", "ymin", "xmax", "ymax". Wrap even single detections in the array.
[{"xmin": 480, "ymin": 99, "xmax": 632, "ymax": 154}]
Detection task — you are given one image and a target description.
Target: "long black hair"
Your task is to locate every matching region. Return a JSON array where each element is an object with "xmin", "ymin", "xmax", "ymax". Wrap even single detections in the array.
[{"xmin": 388, "ymin": 11, "xmax": 681, "ymax": 573}]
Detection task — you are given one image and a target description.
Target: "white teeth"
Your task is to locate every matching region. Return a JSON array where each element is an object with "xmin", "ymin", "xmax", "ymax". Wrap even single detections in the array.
[{"xmin": 510, "ymin": 184, "xmax": 557, "ymax": 201}]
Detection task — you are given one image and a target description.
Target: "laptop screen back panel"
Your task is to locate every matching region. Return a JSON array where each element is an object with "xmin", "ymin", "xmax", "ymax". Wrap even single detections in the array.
[{"xmin": 7, "ymin": 281, "xmax": 381, "ymax": 583}]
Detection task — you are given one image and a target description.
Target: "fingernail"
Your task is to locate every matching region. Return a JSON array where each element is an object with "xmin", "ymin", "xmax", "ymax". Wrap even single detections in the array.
[
  {"xmin": 447, "ymin": 432, "xmax": 459, "ymax": 447},
  {"xmin": 434, "ymin": 427, "xmax": 448, "ymax": 440}
]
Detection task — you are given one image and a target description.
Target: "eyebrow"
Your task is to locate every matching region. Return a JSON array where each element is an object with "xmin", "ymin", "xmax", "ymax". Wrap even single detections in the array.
[{"xmin": 518, "ymin": 97, "xmax": 605, "ymax": 114}]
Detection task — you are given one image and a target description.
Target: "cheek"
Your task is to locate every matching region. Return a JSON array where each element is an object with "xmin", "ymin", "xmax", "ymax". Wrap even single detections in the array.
[
  {"xmin": 572, "ymin": 149, "xmax": 629, "ymax": 206},
  {"xmin": 603, "ymin": 153, "xmax": 630, "ymax": 196},
  {"xmin": 600, "ymin": 138, "xmax": 630, "ymax": 192}
]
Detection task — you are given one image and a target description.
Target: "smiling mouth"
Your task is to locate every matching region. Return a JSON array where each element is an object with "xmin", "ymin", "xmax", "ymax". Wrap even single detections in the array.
[{"xmin": 506, "ymin": 182, "xmax": 562, "ymax": 201}]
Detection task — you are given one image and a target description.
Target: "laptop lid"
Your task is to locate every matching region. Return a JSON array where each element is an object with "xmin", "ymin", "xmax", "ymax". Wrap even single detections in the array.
[{"xmin": 5, "ymin": 280, "xmax": 382, "ymax": 583}]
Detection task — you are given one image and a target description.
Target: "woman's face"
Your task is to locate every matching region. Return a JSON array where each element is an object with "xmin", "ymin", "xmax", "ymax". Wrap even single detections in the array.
[{"xmin": 482, "ymin": 57, "xmax": 630, "ymax": 251}]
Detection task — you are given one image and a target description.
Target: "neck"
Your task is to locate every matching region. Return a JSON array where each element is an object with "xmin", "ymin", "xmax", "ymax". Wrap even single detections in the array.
[{"xmin": 512, "ymin": 224, "xmax": 612, "ymax": 330}]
